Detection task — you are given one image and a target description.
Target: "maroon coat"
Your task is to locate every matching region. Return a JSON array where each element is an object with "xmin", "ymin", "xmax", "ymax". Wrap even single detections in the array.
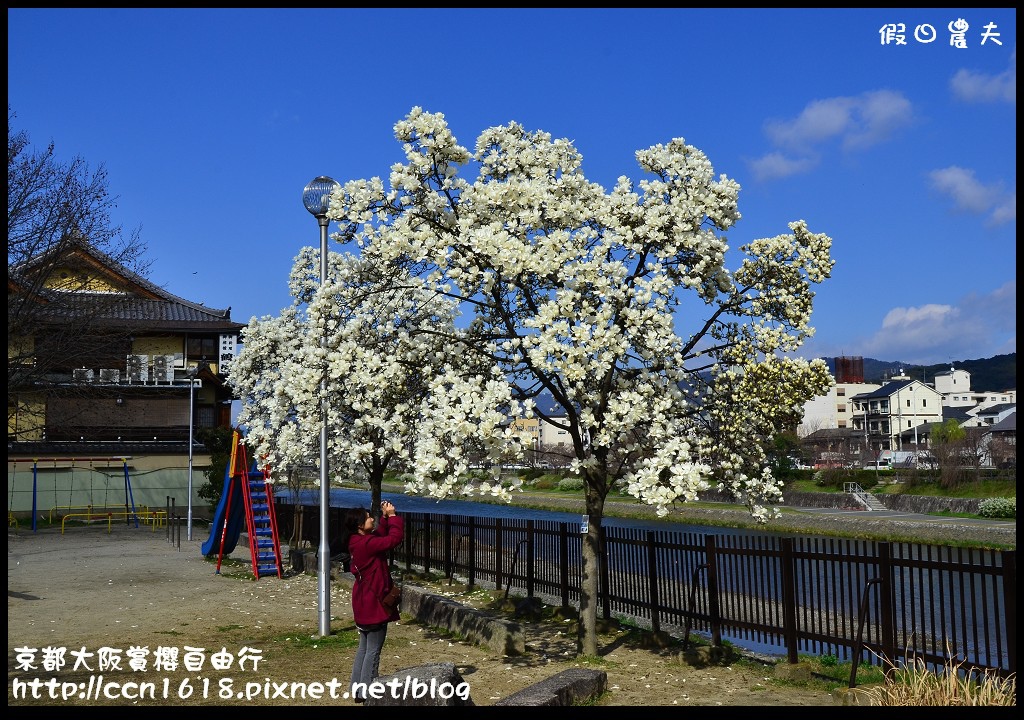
[{"xmin": 348, "ymin": 515, "xmax": 404, "ymax": 627}]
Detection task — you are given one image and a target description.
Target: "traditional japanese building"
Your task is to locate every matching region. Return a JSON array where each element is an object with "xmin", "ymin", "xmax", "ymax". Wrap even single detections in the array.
[{"xmin": 8, "ymin": 237, "xmax": 244, "ymax": 516}]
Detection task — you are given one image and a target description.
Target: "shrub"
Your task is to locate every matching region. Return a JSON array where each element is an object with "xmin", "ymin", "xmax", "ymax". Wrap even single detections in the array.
[
  {"xmin": 531, "ymin": 475, "xmax": 560, "ymax": 490},
  {"xmin": 556, "ymin": 477, "xmax": 584, "ymax": 491},
  {"xmin": 813, "ymin": 467, "xmax": 849, "ymax": 489},
  {"xmin": 978, "ymin": 497, "xmax": 1016, "ymax": 519}
]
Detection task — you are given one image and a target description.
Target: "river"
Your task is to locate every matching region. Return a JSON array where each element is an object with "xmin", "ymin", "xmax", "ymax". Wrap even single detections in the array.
[{"xmin": 276, "ymin": 486, "xmax": 802, "ymax": 540}]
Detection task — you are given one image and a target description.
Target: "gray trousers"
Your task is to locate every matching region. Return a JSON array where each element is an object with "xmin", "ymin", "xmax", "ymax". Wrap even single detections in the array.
[{"xmin": 350, "ymin": 623, "xmax": 388, "ymax": 700}]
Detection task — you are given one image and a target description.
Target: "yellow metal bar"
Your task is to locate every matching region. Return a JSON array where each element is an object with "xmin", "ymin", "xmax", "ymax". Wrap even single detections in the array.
[{"xmin": 59, "ymin": 510, "xmax": 163, "ymax": 534}]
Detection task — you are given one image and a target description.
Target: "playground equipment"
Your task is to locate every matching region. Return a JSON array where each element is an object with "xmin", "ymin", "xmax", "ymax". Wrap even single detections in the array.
[
  {"xmin": 8, "ymin": 457, "xmax": 137, "ymax": 533},
  {"xmin": 201, "ymin": 429, "xmax": 283, "ymax": 580}
]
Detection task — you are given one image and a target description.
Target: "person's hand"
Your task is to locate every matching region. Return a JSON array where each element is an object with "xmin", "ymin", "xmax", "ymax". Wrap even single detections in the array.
[{"xmin": 381, "ymin": 501, "xmax": 396, "ymax": 518}]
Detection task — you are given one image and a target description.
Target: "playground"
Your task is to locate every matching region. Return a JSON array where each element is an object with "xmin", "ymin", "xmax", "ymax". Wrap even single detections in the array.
[
  {"xmin": 8, "ymin": 430, "xmax": 284, "ymax": 581},
  {"xmin": 7, "ymin": 455, "xmax": 202, "ymax": 534}
]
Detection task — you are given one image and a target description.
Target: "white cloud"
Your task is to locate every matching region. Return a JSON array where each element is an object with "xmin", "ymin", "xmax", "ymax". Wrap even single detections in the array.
[
  {"xmin": 990, "ymin": 193, "xmax": 1017, "ymax": 225},
  {"xmin": 749, "ymin": 90, "xmax": 913, "ymax": 181},
  {"xmin": 950, "ymin": 48, "xmax": 1016, "ymax": 104},
  {"xmin": 855, "ymin": 281, "xmax": 1016, "ymax": 365},
  {"xmin": 928, "ymin": 166, "xmax": 1016, "ymax": 226},
  {"xmin": 747, "ymin": 152, "xmax": 819, "ymax": 182}
]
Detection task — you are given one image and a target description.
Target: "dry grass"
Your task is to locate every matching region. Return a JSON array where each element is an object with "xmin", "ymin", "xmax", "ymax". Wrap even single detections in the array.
[{"xmin": 864, "ymin": 652, "xmax": 1016, "ymax": 706}]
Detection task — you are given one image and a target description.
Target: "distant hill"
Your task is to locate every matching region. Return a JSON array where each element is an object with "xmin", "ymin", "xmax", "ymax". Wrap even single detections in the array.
[
  {"xmin": 528, "ymin": 353, "xmax": 1014, "ymax": 415},
  {"xmin": 824, "ymin": 353, "xmax": 1016, "ymax": 392}
]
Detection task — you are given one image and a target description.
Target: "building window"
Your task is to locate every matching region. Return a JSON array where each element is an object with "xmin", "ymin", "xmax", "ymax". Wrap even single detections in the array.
[
  {"xmin": 838, "ymin": 405, "xmax": 846, "ymax": 412},
  {"xmin": 198, "ymin": 406, "xmax": 216, "ymax": 428},
  {"xmin": 836, "ymin": 388, "xmax": 845, "ymax": 396},
  {"xmin": 922, "ymin": 399, "xmax": 927, "ymax": 407},
  {"xmin": 906, "ymin": 399, "xmax": 911, "ymax": 407},
  {"xmin": 187, "ymin": 337, "xmax": 217, "ymax": 362},
  {"xmin": 907, "ymin": 420, "xmax": 912, "ymax": 428}
]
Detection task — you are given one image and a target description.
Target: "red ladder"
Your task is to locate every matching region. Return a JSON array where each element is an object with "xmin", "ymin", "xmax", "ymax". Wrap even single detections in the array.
[{"xmin": 238, "ymin": 445, "xmax": 283, "ymax": 580}]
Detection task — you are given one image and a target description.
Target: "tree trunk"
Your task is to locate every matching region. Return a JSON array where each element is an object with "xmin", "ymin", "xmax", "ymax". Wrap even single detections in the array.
[{"xmin": 576, "ymin": 474, "xmax": 606, "ymax": 656}]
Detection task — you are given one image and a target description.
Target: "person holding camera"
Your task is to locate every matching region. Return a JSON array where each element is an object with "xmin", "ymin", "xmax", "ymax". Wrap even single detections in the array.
[{"xmin": 342, "ymin": 500, "xmax": 404, "ymax": 703}]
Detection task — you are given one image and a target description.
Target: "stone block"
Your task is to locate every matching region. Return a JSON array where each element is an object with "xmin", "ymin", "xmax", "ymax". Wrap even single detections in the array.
[
  {"xmin": 402, "ymin": 584, "xmax": 525, "ymax": 655},
  {"xmin": 365, "ymin": 662, "xmax": 474, "ymax": 706},
  {"xmin": 494, "ymin": 668, "xmax": 607, "ymax": 706}
]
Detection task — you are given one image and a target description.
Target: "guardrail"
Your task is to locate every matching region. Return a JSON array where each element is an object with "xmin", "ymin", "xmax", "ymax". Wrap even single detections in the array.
[
  {"xmin": 50, "ymin": 504, "xmax": 162, "ymax": 524},
  {"xmin": 60, "ymin": 510, "xmax": 167, "ymax": 534},
  {"xmin": 842, "ymin": 482, "xmax": 875, "ymax": 509}
]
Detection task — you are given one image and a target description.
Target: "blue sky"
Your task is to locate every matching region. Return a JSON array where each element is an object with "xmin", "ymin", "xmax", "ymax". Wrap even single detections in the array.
[{"xmin": 8, "ymin": 8, "xmax": 1016, "ymax": 368}]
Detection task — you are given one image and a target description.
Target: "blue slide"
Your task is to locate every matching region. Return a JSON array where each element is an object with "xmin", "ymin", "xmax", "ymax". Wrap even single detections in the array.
[{"xmin": 200, "ymin": 459, "xmax": 249, "ymax": 557}]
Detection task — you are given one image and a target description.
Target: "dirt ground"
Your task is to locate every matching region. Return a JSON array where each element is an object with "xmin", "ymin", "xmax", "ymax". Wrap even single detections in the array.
[{"xmin": 7, "ymin": 523, "xmax": 839, "ymax": 707}]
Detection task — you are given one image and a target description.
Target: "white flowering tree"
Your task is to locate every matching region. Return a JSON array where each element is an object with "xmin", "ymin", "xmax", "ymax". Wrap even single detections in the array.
[
  {"xmin": 326, "ymin": 107, "xmax": 834, "ymax": 655},
  {"xmin": 229, "ymin": 248, "xmax": 520, "ymax": 516}
]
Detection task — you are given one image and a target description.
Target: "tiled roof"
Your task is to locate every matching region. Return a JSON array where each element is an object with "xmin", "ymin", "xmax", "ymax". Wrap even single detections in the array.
[
  {"xmin": 87, "ymin": 296, "xmax": 242, "ymax": 330},
  {"xmin": 11, "ymin": 236, "xmax": 243, "ymax": 333},
  {"xmin": 850, "ymin": 379, "xmax": 914, "ymax": 400},
  {"xmin": 989, "ymin": 411, "xmax": 1016, "ymax": 433},
  {"xmin": 942, "ymin": 406, "xmax": 973, "ymax": 423},
  {"xmin": 974, "ymin": 403, "xmax": 1016, "ymax": 417}
]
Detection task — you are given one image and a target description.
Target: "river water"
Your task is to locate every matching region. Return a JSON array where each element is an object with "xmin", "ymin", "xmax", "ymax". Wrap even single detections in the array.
[{"xmin": 277, "ymin": 486, "xmax": 800, "ymax": 539}]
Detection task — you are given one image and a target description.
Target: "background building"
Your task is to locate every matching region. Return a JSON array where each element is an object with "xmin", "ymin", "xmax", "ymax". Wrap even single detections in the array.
[{"xmin": 8, "ymin": 238, "xmax": 243, "ymax": 515}]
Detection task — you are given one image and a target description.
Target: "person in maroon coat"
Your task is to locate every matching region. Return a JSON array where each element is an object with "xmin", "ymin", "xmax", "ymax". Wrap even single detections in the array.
[{"xmin": 343, "ymin": 500, "xmax": 404, "ymax": 703}]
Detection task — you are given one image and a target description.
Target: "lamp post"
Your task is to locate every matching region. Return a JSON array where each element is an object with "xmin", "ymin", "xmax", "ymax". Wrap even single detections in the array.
[
  {"xmin": 187, "ymin": 370, "xmax": 198, "ymax": 541},
  {"xmin": 303, "ymin": 175, "xmax": 340, "ymax": 637}
]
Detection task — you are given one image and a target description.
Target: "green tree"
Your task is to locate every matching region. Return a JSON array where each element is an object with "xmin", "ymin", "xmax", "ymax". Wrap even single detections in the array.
[
  {"xmin": 932, "ymin": 419, "xmax": 966, "ymax": 445},
  {"xmin": 196, "ymin": 426, "xmax": 235, "ymax": 507}
]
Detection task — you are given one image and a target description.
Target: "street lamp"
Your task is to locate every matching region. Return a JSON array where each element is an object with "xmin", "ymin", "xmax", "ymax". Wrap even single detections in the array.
[
  {"xmin": 186, "ymin": 370, "xmax": 200, "ymax": 541},
  {"xmin": 303, "ymin": 175, "xmax": 340, "ymax": 637}
]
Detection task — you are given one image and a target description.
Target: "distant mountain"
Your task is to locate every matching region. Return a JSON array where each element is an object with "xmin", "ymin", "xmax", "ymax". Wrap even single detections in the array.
[
  {"xmin": 823, "ymin": 353, "xmax": 1016, "ymax": 392},
  {"xmin": 524, "ymin": 353, "xmax": 1015, "ymax": 416}
]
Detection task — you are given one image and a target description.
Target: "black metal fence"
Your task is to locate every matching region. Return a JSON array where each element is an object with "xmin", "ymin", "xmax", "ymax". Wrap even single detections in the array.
[{"xmin": 278, "ymin": 503, "xmax": 1015, "ymax": 678}]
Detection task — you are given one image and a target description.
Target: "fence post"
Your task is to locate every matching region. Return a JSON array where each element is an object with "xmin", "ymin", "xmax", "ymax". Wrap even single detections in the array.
[
  {"xmin": 423, "ymin": 514, "xmax": 432, "ymax": 575},
  {"xmin": 468, "ymin": 516, "xmax": 476, "ymax": 588},
  {"xmin": 494, "ymin": 517, "xmax": 503, "ymax": 593},
  {"xmin": 780, "ymin": 537, "xmax": 799, "ymax": 664},
  {"xmin": 705, "ymin": 535, "xmax": 722, "ymax": 647},
  {"xmin": 646, "ymin": 531, "xmax": 660, "ymax": 634},
  {"xmin": 1002, "ymin": 550, "xmax": 1016, "ymax": 674},
  {"xmin": 599, "ymin": 523, "xmax": 611, "ymax": 621},
  {"xmin": 560, "ymin": 522, "xmax": 570, "ymax": 609},
  {"xmin": 878, "ymin": 542, "xmax": 896, "ymax": 669},
  {"xmin": 526, "ymin": 519, "xmax": 535, "ymax": 599},
  {"xmin": 404, "ymin": 513, "xmax": 413, "ymax": 573},
  {"xmin": 443, "ymin": 515, "xmax": 452, "ymax": 580}
]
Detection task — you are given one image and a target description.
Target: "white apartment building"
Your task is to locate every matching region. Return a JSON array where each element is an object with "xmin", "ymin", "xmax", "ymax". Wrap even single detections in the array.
[
  {"xmin": 509, "ymin": 415, "xmax": 573, "ymax": 449},
  {"xmin": 798, "ymin": 382, "xmax": 881, "ymax": 437},
  {"xmin": 850, "ymin": 377, "xmax": 943, "ymax": 453},
  {"xmin": 935, "ymin": 366, "xmax": 1016, "ymax": 409}
]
